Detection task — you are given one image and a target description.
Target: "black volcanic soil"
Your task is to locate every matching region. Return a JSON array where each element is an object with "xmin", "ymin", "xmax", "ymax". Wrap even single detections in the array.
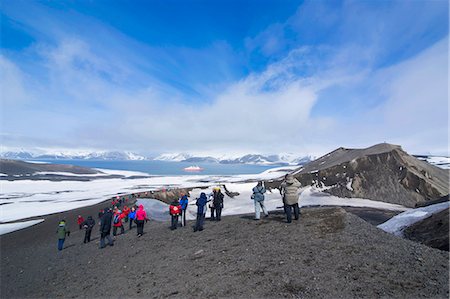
[
  {"xmin": 1, "ymin": 207, "xmax": 448, "ymax": 298},
  {"xmin": 404, "ymin": 208, "xmax": 449, "ymax": 251}
]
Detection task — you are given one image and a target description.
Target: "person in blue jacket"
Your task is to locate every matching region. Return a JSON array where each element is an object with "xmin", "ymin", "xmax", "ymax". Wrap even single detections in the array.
[
  {"xmin": 193, "ymin": 193, "xmax": 208, "ymax": 232},
  {"xmin": 179, "ymin": 194, "xmax": 189, "ymax": 227},
  {"xmin": 128, "ymin": 206, "xmax": 137, "ymax": 230}
]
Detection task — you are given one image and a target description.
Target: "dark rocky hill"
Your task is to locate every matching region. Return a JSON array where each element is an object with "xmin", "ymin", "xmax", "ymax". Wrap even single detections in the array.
[
  {"xmin": 267, "ymin": 143, "xmax": 449, "ymax": 208},
  {"xmin": 1, "ymin": 206, "xmax": 448, "ymax": 298},
  {"xmin": 0, "ymin": 159, "xmax": 101, "ymax": 175},
  {"xmin": 0, "ymin": 159, "xmax": 127, "ymax": 181}
]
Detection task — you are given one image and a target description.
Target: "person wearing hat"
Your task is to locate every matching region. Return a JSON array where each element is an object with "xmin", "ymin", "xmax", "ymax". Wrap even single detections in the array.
[
  {"xmin": 212, "ymin": 187, "xmax": 224, "ymax": 221},
  {"xmin": 252, "ymin": 181, "xmax": 269, "ymax": 220},
  {"xmin": 56, "ymin": 219, "xmax": 70, "ymax": 251},
  {"xmin": 280, "ymin": 174, "xmax": 301, "ymax": 223}
]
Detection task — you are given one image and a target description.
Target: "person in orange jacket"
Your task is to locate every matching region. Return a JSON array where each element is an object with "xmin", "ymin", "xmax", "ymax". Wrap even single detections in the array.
[
  {"xmin": 169, "ymin": 199, "xmax": 182, "ymax": 230},
  {"xmin": 122, "ymin": 205, "xmax": 130, "ymax": 223}
]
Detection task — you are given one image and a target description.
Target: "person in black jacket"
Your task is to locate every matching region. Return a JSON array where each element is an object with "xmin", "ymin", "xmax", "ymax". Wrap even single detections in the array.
[
  {"xmin": 213, "ymin": 187, "xmax": 224, "ymax": 221},
  {"xmin": 99, "ymin": 207, "xmax": 114, "ymax": 249},
  {"xmin": 82, "ymin": 216, "xmax": 96, "ymax": 243}
]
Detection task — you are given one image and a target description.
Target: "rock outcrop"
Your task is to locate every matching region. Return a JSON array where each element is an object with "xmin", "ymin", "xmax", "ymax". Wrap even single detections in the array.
[{"xmin": 267, "ymin": 143, "xmax": 449, "ymax": 208}]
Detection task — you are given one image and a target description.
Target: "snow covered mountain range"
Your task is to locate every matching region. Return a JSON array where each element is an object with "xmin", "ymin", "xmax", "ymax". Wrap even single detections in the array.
[
  {"xmin": 0, "ymin": 150, "xmax": 313, "ymax": 165},
  {"xmin": 153, "ymin": 153, "xmax": 314, "ymax": 165},
  {"xmin": 1, "ymin": 150, "xmax": 448, "ymax": 168}
]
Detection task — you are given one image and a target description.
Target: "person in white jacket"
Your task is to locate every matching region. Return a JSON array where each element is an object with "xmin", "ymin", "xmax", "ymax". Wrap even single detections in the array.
[
  {"xmin": 252, "ymin": 181, "xmax": 269, "ymax": 220},
  {"xmin": 280, "ymin": 174, "xmax": 301, "ymax": 223}
]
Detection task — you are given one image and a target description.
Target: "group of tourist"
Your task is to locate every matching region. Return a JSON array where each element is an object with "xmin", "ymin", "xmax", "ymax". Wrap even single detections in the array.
[{"xmin": 56, "ymin": 174, "xmax": 302, "ymax": 250}]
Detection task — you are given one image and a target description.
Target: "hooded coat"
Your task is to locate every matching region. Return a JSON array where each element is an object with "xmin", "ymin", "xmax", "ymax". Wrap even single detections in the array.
[
  {"xmin": 280, "ymin": 174, "xmax": 301, "ymax": 205},
  {"xmin": 196, "ymin": 193, "xmax": 208, "ymax": 215},
  {"xmin": 179, "ymin": 195, "xmax": 189, "ymax": 210},
  {"xmin": 252, "ymin": 184, "xmax": 266, "ymax": 201},
  {"xmin": 57, "ymin": 221, "xmax": 70, "ymax": 239},
  {"xmin": 100, "ymin": 209, "xmax": 113, "ymax": 233},
  {"xmin": 213, "ymin": 190, "xmax": 224, "ymax": 208},
  {"xmin": 136, "ymin": 204, "xmax": 147, "ymax": 221}
]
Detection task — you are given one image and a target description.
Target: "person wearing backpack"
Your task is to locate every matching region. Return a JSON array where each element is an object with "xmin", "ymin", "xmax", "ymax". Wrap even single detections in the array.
[
  {"xmin": 56, "ymin": 219, "xmax": 70, "ymax": 251},
  {"xmin": 82, "ymin": 216, "xmax": 95, "ymax": 243},
  {"xmin": 169, "ymin": 199, "xmax": 182, "ymax": 230},
  {"xmin": 252, "ymin": 181, "xmax": 269, "ymax": 220},
  {"xmin": 212, "ymin": 187, "xmax": 224, "ymax": 221},
  {"xmin": 112, "ymin": 209, "xmax": 125, "ymax": 237},
  {"xmin": 179, "ymin": 194, "xmax": 189, "ymax": 227}
]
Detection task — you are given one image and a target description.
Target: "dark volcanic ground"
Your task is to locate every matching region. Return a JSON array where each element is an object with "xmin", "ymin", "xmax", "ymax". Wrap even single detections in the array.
[{"xmin": 1, "ymin": 206, "xmax": 448, "ymax": 298}]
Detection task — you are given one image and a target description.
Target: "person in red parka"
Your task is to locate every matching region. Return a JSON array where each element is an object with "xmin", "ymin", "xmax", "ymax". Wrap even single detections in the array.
[
  {"xmin": 135, "ymin": 204, "xmax": 148, "ymax": 237},
  {"xmin": 169, "ymin": 199, "xmax": 182, "ymax": 230},
  {"xmin": 122, "ymin": 206, "xmax": 130, "ymax": 223},
  {"xmin": 112, "ymin": 209, "xmax": 125, "ymax": 237},
  {"xmin": 77, "ymin": 215, "xmax": 84, "ymax": 230}
]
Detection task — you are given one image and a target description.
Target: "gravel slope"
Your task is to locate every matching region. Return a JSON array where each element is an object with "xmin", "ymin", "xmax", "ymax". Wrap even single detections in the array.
[{"xmin": 1, "ymin": 207, "xmax": 448, "ymax": 298}]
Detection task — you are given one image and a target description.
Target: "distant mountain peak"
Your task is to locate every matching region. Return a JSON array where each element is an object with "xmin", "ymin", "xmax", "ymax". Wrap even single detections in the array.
[
  {"xmin": 0, "ymin": 150, "xmax": 146, "ymax": 161},
  {"xmin": 153, "ymin": 152, "xmax": 313, "ymax": 165}
]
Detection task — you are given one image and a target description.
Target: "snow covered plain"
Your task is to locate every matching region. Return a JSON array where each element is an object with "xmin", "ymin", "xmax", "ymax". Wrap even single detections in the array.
[{"xmin": 0, "ymin": 166, "xmax": 409, "ymax": 235}]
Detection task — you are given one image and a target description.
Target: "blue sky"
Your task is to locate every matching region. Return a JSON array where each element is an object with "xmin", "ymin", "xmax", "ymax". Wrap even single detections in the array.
[{"xmin": 1, "ymin": 0, "xmax": 448, "ymax": 156}]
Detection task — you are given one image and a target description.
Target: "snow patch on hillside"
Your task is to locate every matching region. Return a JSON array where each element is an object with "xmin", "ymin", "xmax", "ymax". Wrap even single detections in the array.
[
  {"xmin": 0, "ymin": 219, "xmax": 45, "ymax": 235},
  {"xmin": 377, "ymin": 202, "xmax": 450, "ymax": 236}
]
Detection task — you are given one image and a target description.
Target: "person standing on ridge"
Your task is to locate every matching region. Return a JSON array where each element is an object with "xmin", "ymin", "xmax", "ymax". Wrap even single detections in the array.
[
  {"xmin": 77, "ymin": 215, "xmax": 84, "ymax": 230},
  {"xmin": 128, "ymin": 206, "xmax": 136, "ymax": 230},
  {"xmin": 122, "ymin": 205, "xmax": 130, "ymax": 223},
  {"xmin": 112, "ymin": 209, "xmax": 125, "ymax": 237},
  {"xmin": 135, "ymin": 204, "xmax": 148, "ymax": 237},
  {"xmin": 213, "ymin": 187, "xmax": 224, "ymax": 221},
  {"xmin": 194, "ymin": 192, "xmax": 208, "ymax": 232},
  {"xmin": 82, "ymin": 216, "xmax": 95, "ymax": 243},
  {"xmin": 99, "ymin": 207, "xmax": 114, "ymax": 249},
  {"xmin": 208, "ymin": 191, "xmax": 215, "ymax": 221},
  {"xmin": 179, "ymin": 194, "xmax": 189, "ymax": 227},
  {"xmin": 252, "ymin": 181, "xmax": 269, "ymax": 220},
  {"xmin": 169, "ymin": 199, "xmax": 182, "ymax": 230},
  {"xmin": 280, "ymin": 174, "xmax": 301, "ymax": 223},
  {"xmin": 56, "ymin": 219, "xmax": 70, "ymax": 251}
]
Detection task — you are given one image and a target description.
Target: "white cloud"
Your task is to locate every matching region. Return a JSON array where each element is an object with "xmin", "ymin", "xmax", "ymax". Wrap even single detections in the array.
[{"xmin": 1, "ymin": 1, "xmax": 447, "ymax": 156}]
